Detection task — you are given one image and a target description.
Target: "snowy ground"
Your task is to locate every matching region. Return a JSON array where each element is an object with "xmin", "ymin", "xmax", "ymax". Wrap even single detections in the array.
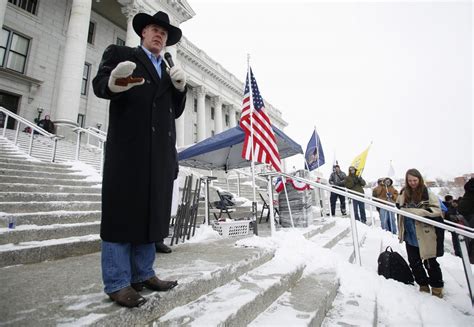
[{"xmin": 184, "ymin": 213, "xmax": 474, "ymax": 326}]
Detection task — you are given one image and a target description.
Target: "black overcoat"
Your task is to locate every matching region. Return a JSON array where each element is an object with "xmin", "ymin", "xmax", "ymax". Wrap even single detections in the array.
[{"xmin": 93, "ymin": 45, "xmax": 186, "ymax": 243}]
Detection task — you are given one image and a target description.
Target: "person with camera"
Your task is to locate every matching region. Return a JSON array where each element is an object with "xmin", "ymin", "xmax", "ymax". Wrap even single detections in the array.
[
  {"xmin": 328, "ymin": 164, "xmax": 347, "ymax": 216},
  {"xmin": 397, "ymin": 168, "xmax": 444, "ymax": 298},
  {"xmin": 373, "ymin": 177, "xmax": 398, "ymax": 233}
]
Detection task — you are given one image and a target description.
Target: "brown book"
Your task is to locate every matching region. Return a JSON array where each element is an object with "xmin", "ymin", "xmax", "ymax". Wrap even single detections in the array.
[{"xmin": 115, "ymin": 76, "xmax": 144, "ymax": 86}]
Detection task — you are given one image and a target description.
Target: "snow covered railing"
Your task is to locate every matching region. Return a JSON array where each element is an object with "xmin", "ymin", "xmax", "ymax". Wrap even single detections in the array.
[
  {"xmin": 260, "ymin": 171, "xmax": 474, "ymax": 307},
  {"xmin": 72, "ymin": 126, "xmax": 106, "ymax": 175},
  {"xmin": 0, "ymin": 106, "xmax": 63, "ymax": 161}
]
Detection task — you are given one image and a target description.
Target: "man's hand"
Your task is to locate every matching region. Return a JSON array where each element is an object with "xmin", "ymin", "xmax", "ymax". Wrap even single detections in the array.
[
  {"xmin": 108, "ymin": 61, "xmax": 144, "ymax": 93},
  {"xmin": 169, "ymin": 66, "xmax": 186, "ymax": 91}
]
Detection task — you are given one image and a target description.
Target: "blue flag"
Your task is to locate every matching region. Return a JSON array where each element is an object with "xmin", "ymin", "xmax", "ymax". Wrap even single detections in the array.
[{"xmin": 305, "ymin": 130, "xmax": 325, "ymax": 171}]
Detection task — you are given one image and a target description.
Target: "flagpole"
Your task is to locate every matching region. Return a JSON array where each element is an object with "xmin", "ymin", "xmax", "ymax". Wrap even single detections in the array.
[
  {"xmin": 313, "ymin": 125, "xmax": 325, "ymax": 217},
  {"xmin": 247, "ymin": 54, "xmax": 258, "ymax": 236}
]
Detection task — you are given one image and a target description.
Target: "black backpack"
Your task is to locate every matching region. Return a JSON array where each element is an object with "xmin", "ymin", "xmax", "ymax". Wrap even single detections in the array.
[{"xmin": 377, "ymin": 246, "xmax": 414, "ymax": 285}]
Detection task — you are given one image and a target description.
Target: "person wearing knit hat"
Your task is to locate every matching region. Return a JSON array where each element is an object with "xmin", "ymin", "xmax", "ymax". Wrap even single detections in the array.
[{"xmin": 93, "ymin": 10, "xmax": 185, "ymax": 308}]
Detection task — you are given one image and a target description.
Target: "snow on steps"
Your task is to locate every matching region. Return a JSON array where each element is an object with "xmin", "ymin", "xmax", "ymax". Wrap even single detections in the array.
[
  {"xmin": 152, "ymin": 220, "xmax": 346, "ymax": 327},
  {"xmin": 0, "ymin": 137, "xmax": 103, "ymax": 267}
]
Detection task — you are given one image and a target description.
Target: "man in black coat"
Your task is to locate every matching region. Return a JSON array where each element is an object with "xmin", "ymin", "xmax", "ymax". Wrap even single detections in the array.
[{"xmin": 93, "ymin": 11, "xmax": 186, "ymax": 308}]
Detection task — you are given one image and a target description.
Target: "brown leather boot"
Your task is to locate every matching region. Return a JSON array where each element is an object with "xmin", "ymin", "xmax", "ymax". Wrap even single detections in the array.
[
  {"xmin": 131, "ymin": 276, "xmax": 178, "ymax": 292},
  {"xmin": 108, "ymin": 286, "xmax": 147, "ymax": 308},
  {"xmin": 419, "ymin": 285, "xmax": 430, "ymax": 293},
  {"xmin": 431, "ymin": 287, "xmax": 443, "ymax": 298}
]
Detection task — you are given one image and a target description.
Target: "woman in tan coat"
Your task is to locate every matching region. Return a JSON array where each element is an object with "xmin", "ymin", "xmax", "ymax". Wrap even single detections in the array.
[{"xmin": 397, "ymin": 169, "xmax": 444, "ymax": 298}]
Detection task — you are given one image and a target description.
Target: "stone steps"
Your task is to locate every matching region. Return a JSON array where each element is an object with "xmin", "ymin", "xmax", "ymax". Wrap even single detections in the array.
[
  {"xmin": 0, "ymin": 192, "xmax": 101, "ymax": 202},
  {"xmin": 250, "ymin": 270, "xmax": 339, "ymax": 327},
  {"xmin": 0, "ymin": 234, "xmax": 101, "ymax": 267},
  {"xmin": 0, "ymin": 182, "xmax": 101, "ymax": 193},
  {"xmin": 0, "ymin": 136, "xmax": 104, "ymax": 267},
  {"xmin": 0, "ymin": 167, "xmax": 88, "ymax": 179},
  {"xmin": 0, "ymin": 237, "xmax": 275, "ymax": 326},
  {"xmin": 157, "ymin": 255, "xmax": 306, "ymax": 326},
  {"xmin": 0, "ymin": 175, "xmax": 100, "ymax": 186},
  {"xmin": 1, "ymin": 201, "xmax": 101, "ymax": 213},
  {"xmin": 0, "ymin": 210, "xmax": 101, "ymax": 226},
  {"xmin": 1, "ymin": 129, "xmax": 103, "ymax": 170},
  {"xmin": 0, "ymin": 161, "xmax": 81, "ymax": 173},
  {"xmin": 0, "ymin": 221, "xmax": 100, "ymax": 245},
  {"xmin": 154, "ymin": 221, "xmax": 343, "ymax": 326}
]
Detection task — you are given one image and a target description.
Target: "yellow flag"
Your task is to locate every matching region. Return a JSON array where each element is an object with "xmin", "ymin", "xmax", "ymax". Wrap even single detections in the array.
[{"xmin": 350, "ymin": 145, "xmax": 371, "ymax": 176}]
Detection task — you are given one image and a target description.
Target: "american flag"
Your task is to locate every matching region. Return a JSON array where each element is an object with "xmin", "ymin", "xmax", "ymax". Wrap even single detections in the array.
[{"xmin": 239, "ymin": 68, "xmax": 282, "ymax": 172}]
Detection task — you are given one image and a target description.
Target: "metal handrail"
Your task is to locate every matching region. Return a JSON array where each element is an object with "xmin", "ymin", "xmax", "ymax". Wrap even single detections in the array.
[
  {"xmin": 86, "ymin": 126, "xmax": 107, "ymax": 137},
  {"xmin": 336, "ymin": 183, "xmax": 474, "ymax": 233},
  {"xmin": 260, "ymin": 170, "xmax": 474, "ymax": 306},
  {"xmin": 70, "ymin": 126, "xmax": 106, "ymax": 174},
  {"xmin": 0, "ymin": 106, "xmax": 63, "ymax": 161}
]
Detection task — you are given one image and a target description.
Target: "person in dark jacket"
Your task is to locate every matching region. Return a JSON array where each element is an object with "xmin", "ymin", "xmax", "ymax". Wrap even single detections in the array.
[
  {"xmin": 443, "ymin": 195, "xmax": 463, "ymax": 257},
  {"xmin": 458, "ymin": 178, "xmax": 474, "ymax": 263},
  {"xmin": 37, "ymin": 115, "xmax": 55, "ymax": 133},
  {"xmin": 328, "ymin": 165, "xmax": 347, "ymax": 216},
  {"xmin": 397, "ymin": 168, "xmax": 444, "ymax": 298},
  {"xmin": 92, "ymin": 11, "xmax": 186, "ymax": 308},
  {"xmin": 345, "ymin": 166, "xmax": 367, "ymax": 223}
]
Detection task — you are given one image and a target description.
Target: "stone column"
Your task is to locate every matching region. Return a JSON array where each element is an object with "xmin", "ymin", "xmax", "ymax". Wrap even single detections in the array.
[
  {"xmin": 195, "ymin": 86, "xmax": 206, "ymax": 141},
  {"xmin": 229, "ymin": 105, "xmax": 237, "ymax": 128},
  {"xmin": 55, "ymin": 0, "xmax": 92, "ymax": 123},
  {"xmin": 0, "ymin": 0, "xmax": 8, "ymax": 29},
  {"xmin": 121, "ymin": 3, "xmax": 141, "ymax": 47},
  {"xmin": 213, "ymin": 96, "xmax": 223, "ymax": 134}
]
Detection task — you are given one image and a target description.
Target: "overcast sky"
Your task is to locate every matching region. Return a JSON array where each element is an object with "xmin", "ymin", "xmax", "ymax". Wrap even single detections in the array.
[{"xmin": 180, "ymin": 0, "xmax": 472, "ymax": 182}]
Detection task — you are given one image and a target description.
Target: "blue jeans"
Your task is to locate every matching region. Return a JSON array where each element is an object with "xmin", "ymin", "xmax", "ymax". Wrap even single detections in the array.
[
  {"xmin": 380, "ymin": 209, "xmax": 397, "ymax": 234},
  {"xmin": 101, "ymin": 241, "xmax": 156, "ymax": 294},
  {"xmin": 352, "ymin": 200, "xmax": 366, "ymax": 223}
]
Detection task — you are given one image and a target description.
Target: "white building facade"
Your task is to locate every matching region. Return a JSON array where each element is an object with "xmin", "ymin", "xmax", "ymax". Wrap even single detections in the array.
[{"xmin": 0, "ymin": 0, "xmax": 288, "ymax": 147}]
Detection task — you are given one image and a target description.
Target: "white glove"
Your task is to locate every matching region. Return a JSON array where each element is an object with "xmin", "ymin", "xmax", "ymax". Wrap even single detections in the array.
[
  {"xmin": 169, "ymin": 66, "xmax": 186, "ymax": 91},
  {"xmin": 108, "ymin": 61, "xmax": 144, "ymax": 93}
]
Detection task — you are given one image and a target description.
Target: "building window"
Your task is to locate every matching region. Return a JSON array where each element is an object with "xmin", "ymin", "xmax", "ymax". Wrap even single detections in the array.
[
  {"xmin": 77, "ymin": 114, "xmax": 85, "ymax": 128},
  {"xmin": 8, "ymin": 0, "xmax": 38, "ymax": 15},
  {"xmin": 81, "ymin": 63, "xmax": 91, "ymax": 95},
  {"xmin": 193, "ymin": 98, "xmax": 197, "ymax": 112},
  {"xmin": 210, "ymin": 107, "xmax": 215, "ymax": 120},
  {"xmin": 116, "ymin": 37, "xmax": 125, "ymax": 46},
  {"xmin": 1, "ymin": 28, "xmax": 30, "ymax": 74},
  {"xmin": 193, "ymin": 123, "xmax": 197, "ymax": 142},
  {"xmin": 225, "ymin": 114, "xmax": 229, "ymax": 126},
  {"xmin": 87, "ymin": 22, "xmax": 96, "ymax": 44},
  {"xmin": 211, "ymin": 130, "xmax": 215, "ymax": 136},
  {"xmin": 236, "ymin": 114, "xmax": 240, "ymax": 125}
]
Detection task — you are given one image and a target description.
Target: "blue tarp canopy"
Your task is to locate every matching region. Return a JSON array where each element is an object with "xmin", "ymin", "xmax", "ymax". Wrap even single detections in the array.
[{"xmin": 178, "ymin": 125, "xmax": 303, "ymax": 171}]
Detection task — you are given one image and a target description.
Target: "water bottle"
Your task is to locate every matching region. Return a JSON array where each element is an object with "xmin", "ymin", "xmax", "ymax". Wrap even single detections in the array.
[{"xmin": 8, "ymin": 217, "xmax": 16, "ymax": 229}]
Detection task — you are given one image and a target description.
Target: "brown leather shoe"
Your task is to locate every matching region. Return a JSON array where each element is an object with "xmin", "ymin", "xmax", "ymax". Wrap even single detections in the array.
[
  {"xmin": 132, "ymin": 276, "xmax": 178, "ymax": 292},
  {"xmin": 419, "ymin": 285, "xmax": 430, "ymax": 293},
  {"xmin": 108, "ymin": 286, "xmax": 147, "ymax": 308},
  {"xmin": 432, "ymin": 287, "xmax": 443, "ymax": 298}
]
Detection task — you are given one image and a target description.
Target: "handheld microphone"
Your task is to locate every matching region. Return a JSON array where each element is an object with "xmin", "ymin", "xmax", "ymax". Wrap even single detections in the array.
[
  {"xmin": 164, "ymin": 52, "xmax": 174, "ymax": 68},
  {"xmin": 165, "ymin": 52, "xmax": 182, "ymax": 84}
]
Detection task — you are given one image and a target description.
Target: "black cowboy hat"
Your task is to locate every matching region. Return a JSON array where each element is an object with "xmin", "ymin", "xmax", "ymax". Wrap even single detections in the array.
[{"xmin": 132, "ymin": 11, "xmax": 182, "ymax": 46}]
